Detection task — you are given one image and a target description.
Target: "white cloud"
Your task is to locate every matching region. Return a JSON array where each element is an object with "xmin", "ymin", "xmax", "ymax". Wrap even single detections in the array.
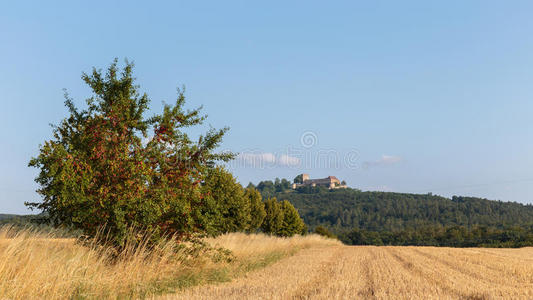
[
  {"xmin": 278, "ymin": 154, "xmax": 301, "ymax": 166},
  {"xmin": 363, "ymin": 155, "xmax": 402, "ymax": 169},
  {"xmin": 239, "ymin": 152, "xmax": 276, "ymax": 165},
  {"xmin": 237, "ymin": 152, "xmax": 300, "ymax": 168}
]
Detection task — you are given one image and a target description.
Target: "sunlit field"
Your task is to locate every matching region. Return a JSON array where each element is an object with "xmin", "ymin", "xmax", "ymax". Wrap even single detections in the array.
[
  {"xmin": 2, "ymin": 226, "xmax": 532, "ymax": 300},
  {"xmin": 165, "ymin": 245, "xmax": 533, "ymax": 300},
  {"xmin": 0, "ymin": 226, "xmax": 338, "ymax": 299}
]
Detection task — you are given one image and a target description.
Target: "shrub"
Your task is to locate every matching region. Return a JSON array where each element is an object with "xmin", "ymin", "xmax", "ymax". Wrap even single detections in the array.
[
  {"xmin": 261, "ymin": 198, "xmax": 284, "ymax": 235},
  {"xmin": 261, "ymin": 198, "xmax": 305, "ymax": 237},
  {"xmin": 278, "ymin": 200, "xmax": 305, "ymax": 237},
  {"xmin": 201, "ymin": 166, "xmax": 250, "ymax": 234},
  {"xmin": 245, "ymin": 187, "xmax": 266, "ymax": 232},
  {"xmin": 314, "ymin": 226, "xmax": 337, "ymax": 239}
]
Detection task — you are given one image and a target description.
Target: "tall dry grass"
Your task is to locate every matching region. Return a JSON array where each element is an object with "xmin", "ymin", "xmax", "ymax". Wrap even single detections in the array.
[
  {"xmin": 204, "ymin": 232, "xmax": 341, "ymax": 275},
  {"xmin": 206, "ymin": 232, "xmax": 340, "ymax": 258},
  {"xmin": 0, "ymin": 226, "xmax": 337, "ymax": 299}
]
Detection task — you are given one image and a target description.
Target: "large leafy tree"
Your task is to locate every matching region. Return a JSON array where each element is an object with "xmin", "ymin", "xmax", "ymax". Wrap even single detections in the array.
[{"xmin": 27, "ymin": 60, "xmax": 232, "ymax": 246}]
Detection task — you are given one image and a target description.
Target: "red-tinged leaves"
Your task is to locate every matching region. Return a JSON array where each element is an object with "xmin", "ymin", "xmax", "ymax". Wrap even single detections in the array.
[{"xmin": 28, "ymin": 60, "xmax": 232, "ymax": 248}]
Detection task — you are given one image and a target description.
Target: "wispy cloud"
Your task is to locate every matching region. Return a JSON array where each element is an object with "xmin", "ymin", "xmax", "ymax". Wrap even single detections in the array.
[
  {"xmin": 363, "ymin": 155, "xmax": 402, "ymax": 169},
  {"xmin": 278, "ymin": 154, "xmax": 301, "ymax": 166},
  {"xmin": 239, "ymin": 152, "xmax": 276, "ymax": 165},
  {"xmin": 237, "ymin": 152, "xmax": 301, "ymax": 168}
]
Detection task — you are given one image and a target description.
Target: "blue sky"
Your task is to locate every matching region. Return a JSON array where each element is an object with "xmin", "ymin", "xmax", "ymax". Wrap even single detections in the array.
[{"xmin": 2, "ymin": 1, "xmax": 533, "ymax": 214}]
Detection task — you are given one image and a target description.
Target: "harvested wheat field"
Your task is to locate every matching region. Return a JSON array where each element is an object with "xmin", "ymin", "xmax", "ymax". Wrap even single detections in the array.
[
  {"xmin": 163, "ymin": 245, "xmax": 533, "ymax": 300},
  {"xmin": 2, "ymin": 226, "xmax": 532, "ymax": 299}
]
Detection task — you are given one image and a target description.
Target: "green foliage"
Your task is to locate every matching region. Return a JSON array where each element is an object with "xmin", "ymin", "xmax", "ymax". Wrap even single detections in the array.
[
  {"xmin": 202, "ymin": 166, "xmax": 250, "ymax": 234},
  {"xmin": 314, "ymin": 225, "xmax": 336, "ymax": 239},
  {"xmin": 255, "ymin": 178, "xmax": 533, "ymax": 247},
  {"xmin": 0, "ymin": 214, "xmax": 76, "ymax": 237},
  {"xmin": 266, "ymin": 186, "xmax": 533, "ymax": 231},
  {"xmin": 278, "ymin": 200, "xmax": 305, "ymax": 237},
  {"xmin": 340, "ymin": 225, "xmax": 533, "ymax": 247},
  {"xmin": 260, "ymin": 198, "xmax": 305, "ymax": 237},
  {"xmin": 261, "ymin": 198, "xmax": 284, "ymax": 235},
  {"xmin": 27, "ymin": 59, "xmax": 233, "ymax": 247},
  {"xmin": 256, "ymin": 179, "xmax": 292, "ymax": 199},
  {"xmin": 293, "ymin": 174, "xmax": 303, "ymax": 184},
  {"xmin": 244, "ymin": 188, "xmax": 266, "ymax": 232},
  {"xmin": 300, "ymin": 222, "xmax": 308, "ymax": 235}
]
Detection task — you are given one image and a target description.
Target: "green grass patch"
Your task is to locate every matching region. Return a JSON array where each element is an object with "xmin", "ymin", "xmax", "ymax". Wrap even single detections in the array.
[{"xmin": 133, "ymin": 248, "xmax": 303, "ymax": 299}]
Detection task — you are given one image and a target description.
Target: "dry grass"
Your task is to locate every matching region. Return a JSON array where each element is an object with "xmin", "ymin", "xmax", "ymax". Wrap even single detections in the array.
[
  {"xmin": 5, "ymin": 226, "xmax": 531, "ymax": 300},
  {"xmin": 205, "ymin": 232, "xmax": 341, "ymax": 259},
  {"xmin": 166, "ymin": 245, "xmax": 533, "ymax": 300},
  {"xmin": 0, "ymin": 226, "xmax": 338, "ymax": 299}
]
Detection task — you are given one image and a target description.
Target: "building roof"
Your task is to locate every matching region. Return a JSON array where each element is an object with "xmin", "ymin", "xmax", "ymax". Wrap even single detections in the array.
[{"xmin": 304, "ymin": 176, "xmax": 340, "ymax": 185}]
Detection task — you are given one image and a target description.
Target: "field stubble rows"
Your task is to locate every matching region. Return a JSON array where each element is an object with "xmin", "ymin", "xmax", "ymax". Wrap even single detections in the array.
[
  {"xmin": 164, "ymin": 245, "xmax": 533, "ymax": 300},
  {"xmin": 1, "ymin": 226, "xmax": 532, "ymax": 300}
]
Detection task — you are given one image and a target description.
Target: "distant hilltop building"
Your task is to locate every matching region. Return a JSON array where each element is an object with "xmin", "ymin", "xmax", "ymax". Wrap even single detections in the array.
[{"xmin": 292, "ymin": 173, "xmax": 347, "ymax": 189}]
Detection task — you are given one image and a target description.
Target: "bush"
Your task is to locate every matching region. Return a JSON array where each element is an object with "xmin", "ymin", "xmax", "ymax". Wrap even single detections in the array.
[
  {"xmin": 261, "ymin": 198, "xmax": 284, "ymax": 235},
  {"xmin": 245, "ymin": 187, "xmax": 266, "ymax": 232},
  {"xmin": 201, "ymin": 166, "xmax": 250, "ymax": 234},
  {"xmin": 261, "ymin": 198, "xmax": 305, "ymax": 237},
  {"xmin": 314, "ymin": 226, "xmax": 336, "ymax": 239},
  {"xmin": 278, "ymin": 200, "xmax": 305, "ymax": 237}
]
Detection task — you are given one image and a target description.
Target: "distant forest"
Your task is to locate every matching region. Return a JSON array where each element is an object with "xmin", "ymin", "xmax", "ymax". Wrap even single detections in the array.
[{"xmin": 250, "ymin": 178, "xmax": 533, "ymax": 247}]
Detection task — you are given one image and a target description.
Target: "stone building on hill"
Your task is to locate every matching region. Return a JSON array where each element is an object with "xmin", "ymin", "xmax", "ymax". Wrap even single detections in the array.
[{"xmin": 292, "ymin": 174, "xmax": 347, "ymax": 189}]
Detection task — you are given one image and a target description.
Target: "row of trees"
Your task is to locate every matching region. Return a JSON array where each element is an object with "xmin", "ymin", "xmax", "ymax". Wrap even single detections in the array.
[
  {"xmin": 201, "ymin": 167, "xmax": 306, "ymax": 237},
  {"xmin": 339, "ymin": 225, "xmax": 533, "ymax": 247},
  {"xmin": 249, "ymin": 178, "xmax": 293, "ymax": 199},
  {"xmin": 27, "ymin": 60, "xmax": 305, "ymax": 247}
]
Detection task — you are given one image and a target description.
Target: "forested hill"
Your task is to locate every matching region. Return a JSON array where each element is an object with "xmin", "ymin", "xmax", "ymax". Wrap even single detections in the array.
[
  {"xmin": 272, "ymin": 188, "xmax": 533, "ymax": 231},
  {"xmin": 251, "ymin": 180, "xmax": 533, "ymax": 246}
]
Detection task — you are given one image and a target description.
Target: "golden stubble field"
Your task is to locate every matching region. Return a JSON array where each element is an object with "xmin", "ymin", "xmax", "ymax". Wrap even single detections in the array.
[
  {"xmin": 165, "ymin": 245, "xmax": 533, "ymax": 300},
  {"xmin": 1, "ymin": 226, "xmax": 532, "ymax": 299}
]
